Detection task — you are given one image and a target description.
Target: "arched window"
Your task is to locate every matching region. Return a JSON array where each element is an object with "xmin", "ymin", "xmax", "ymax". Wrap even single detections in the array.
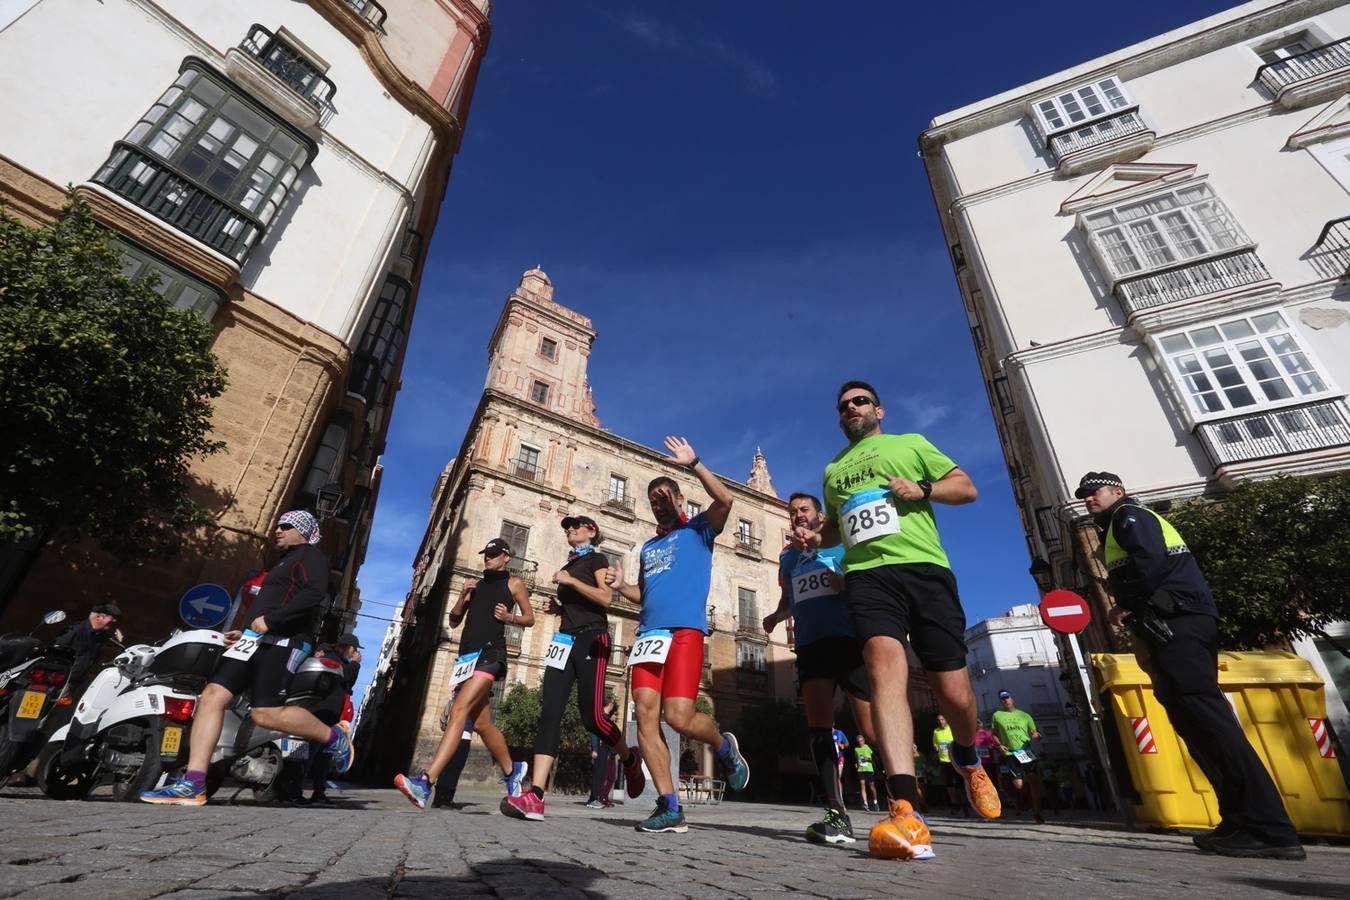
[{"xmin": 295, "ymin": 413, "xmax": 352, "ymax": 509}]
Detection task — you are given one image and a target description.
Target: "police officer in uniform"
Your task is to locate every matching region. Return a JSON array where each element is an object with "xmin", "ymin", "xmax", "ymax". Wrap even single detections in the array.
[{"xmin": 1077, "ymin": 472, "xmax": 1303, "ymax": 860}]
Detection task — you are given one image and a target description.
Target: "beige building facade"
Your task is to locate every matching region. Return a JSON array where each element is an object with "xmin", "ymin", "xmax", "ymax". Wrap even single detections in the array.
[{"xmin": 0, "ymin": 0, "xmax": 490, "ymax": 638}]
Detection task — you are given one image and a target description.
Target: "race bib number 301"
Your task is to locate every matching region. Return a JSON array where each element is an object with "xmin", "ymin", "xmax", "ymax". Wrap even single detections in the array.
[
  {"xmin": 841, "ymin": 488, "xmax": 900, "ymax": 549},
  {"xmin": 543, "ymin": 633, "xmax": 574, "ymax": 670},
  {"xmin": 223, "ymin": 629, "xmax": 262, "ymax": 662},
  {"xmin": 628, "ymin": 630, "xmax": 673, "ymax": 667},
  {"xmin": 449, "ymin": 651, "xmax": 480, "ymax": 687}
]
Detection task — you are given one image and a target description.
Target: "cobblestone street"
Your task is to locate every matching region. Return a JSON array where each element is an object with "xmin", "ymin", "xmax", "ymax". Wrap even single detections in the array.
[{"xmin": 0, "ymin": 786, "xmax": 1345, "ymax": 899}]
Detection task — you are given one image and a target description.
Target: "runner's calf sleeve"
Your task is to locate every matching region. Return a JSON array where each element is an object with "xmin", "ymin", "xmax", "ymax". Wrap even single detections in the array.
[
  {"xmin": 809, "ymin": 728, "xmax": 845, "ymax": 812},
  {"xmin": 950, "ymin": 741, "xmax": 978, "ymax": 768},
  {"xmin": 886, "ymin": 774, "xmax": 921, "ymax": 806}
]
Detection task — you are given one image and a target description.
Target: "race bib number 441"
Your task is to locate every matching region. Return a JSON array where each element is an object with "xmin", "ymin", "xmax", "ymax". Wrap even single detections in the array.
[
  {"xmin": 628, "ymin": 630, "xmax": 673, "ymax": 667},
  {"xmin": 223, "ymin": 629, "xmax": 262, "ymax": 662},
  {"xmin": 840, "ymin": 488, "xmax": 900, "ymax": 548},
  {"xmin": 449, "ymin": 651, "xmax": 480, "ymax": 687}
]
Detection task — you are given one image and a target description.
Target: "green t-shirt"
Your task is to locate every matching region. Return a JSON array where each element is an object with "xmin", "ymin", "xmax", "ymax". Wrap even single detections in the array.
[
  {"xmin": 854, "ymin": 744, "xmax": 874, "ymax": 773},
  {"xmin": 991, "ymin": 709, "xmax": 1038, "ymax": 751},
  {"xmin": 932, "ymin": 724, "xmax": 954, "ymax": 763},
  {"xmin": 823, "ymin": 433, "xmax": 957, "ymax": 572}
]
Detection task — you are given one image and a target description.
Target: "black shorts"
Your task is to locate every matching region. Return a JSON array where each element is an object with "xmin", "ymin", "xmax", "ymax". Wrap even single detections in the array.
[
  {"xmin": 210, "ymin": 639, "xmax": 311, "ymax": 708},
  {"xmin": 845, "ymin": 563, "xmax": 969, "ymax": 672},
  {"xmin": 1002, "ymin": 754, "xmax": 1039, "ymax": 781},
  {"xmin": 858, "ymin": 770, "xmax": 879, "ymax": 783},
  {"xmin": 795, "ymin": 636, "xmax": 871, "ymax": 700}
]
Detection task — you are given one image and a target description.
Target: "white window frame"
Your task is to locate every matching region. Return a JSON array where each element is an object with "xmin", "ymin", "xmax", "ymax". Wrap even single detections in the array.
[
  {"xmin": 1310, "ymin": 136, "xmax": 1350, "ymax": 194},
  {"xmin": 1150, "ymin": 308, "xmax": 1340, "ymax": 426},
  {"xmin": 608, "ymin": 474, "xmax": 627, "ymax": 502},
  {"xmin": 686, "ymin": 500, "xmax": 702, "ymax": 517},
  {"xmin": 1079, "ymin": 181, "xmax": 1252, "ymax": 283},
  {"xmin": 737, "ymin": 519, "xmax": 753, "ymax": 542},
  {"xmin": 1031, "ymin": 75, "xmax": 1133, "ymax": 138}
]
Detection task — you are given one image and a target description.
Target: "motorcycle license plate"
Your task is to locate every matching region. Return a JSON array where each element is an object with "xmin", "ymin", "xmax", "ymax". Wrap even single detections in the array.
[
  {"xmin": 160, "ymin": 726, "xmax": 182, "ymax": 754},
  {"xmin": 16, "ymin": 690, "xmax": 45, "ymax": 719}
]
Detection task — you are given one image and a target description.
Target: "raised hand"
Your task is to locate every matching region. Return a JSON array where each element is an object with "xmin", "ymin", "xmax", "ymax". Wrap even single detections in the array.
[
  {"xmin": 663, "ymin": 435, "xmax": 698, "ymax": 467},
  {"xmin": 882, "ymin": 474, "xmax": 925, "ymax": 502},
  {"xmin": 462, "ymin": 577, "xmax": 479, "ymax": 594},
  {"xmin": 788, "ymin": 524, "xmax": 822, "ymax": 551}
]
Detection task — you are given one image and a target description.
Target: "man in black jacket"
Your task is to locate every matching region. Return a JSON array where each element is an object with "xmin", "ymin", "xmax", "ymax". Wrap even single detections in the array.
[
  {"xmin": 53, "ymin": 603, "xmax": 121, "ymax": 696},
  {"xmin": 1079, "ymin": 472, "xmax": 1302, "ymax": 860},
  {"xmin": 141, "ymin": 510, "xmax": 354, "ymax": 805}
]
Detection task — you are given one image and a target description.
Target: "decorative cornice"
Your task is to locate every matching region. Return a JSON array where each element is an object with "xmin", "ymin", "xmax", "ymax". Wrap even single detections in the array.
[
  {"xmin": 1003, "ymin": 326, "xmax": 1137, "ymax": 370},
  {"xmin": 1126, "ymin": 279, "xmax": 1282, "ymax": 334}
]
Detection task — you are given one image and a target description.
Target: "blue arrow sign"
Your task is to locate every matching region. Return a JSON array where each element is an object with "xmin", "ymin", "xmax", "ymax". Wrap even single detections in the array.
[{"xmin": 179, "ymin": 583, "xmax": 232, "ymax": 629}]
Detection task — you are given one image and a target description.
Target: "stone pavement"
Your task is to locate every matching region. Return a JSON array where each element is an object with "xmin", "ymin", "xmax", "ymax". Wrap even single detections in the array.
[{"xmin": 0, "ymin": 785, "xmax": 1346, "ymax": 899}]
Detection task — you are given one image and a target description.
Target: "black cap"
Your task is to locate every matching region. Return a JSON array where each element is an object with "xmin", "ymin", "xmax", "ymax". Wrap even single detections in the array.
[
  {"xmin": 478, "ymin": 538, "xmax": 513, "ymax": 556},
  {"xmin": 1074, "ymin": 471, "xmax": 1124, "ymax": 499},
  {"xmin": 998, "ymin": 690, "xmax": 1012, "ymax": 700},
  {"xmin": 560, "ymin": 514, "xmax": 603, "ymax": 545},
  {"xmin": 92, "ymin": 603, "xmax": 122, "ymax": 617},
  {"xmin": 338, "ymin": 631, "xmax": 362, "ymax": 648}
]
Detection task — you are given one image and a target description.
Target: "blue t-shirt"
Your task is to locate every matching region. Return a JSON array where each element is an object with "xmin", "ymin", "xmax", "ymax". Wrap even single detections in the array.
[
  {"xmin": 638, "ymin": 512, "xmax": 717, "ymax": 633},
  {"xmin": 779, "ymin": 545, "xmax": 853, "ymax": 647}
]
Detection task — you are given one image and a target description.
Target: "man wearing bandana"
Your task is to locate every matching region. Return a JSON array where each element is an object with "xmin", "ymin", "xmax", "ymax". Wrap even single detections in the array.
[{"xmin": 142, "ymin": 510, "xmax": 354, "ymax": 805}]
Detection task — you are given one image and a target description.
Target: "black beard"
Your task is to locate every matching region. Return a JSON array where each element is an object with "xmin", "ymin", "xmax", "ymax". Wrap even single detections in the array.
[{"xmin": 843, "ymin": 415, "xmax": 874, "ymax": 441}]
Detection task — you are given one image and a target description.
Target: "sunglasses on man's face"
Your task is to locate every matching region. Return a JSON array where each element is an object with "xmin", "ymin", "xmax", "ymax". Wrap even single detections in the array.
[
  {"xmin": 837, "ymin": 395, "xmax": 876, "ymax": 414},
  {"xmin": 484, "ymin": 549, "xmax": 507, "ymax": 559},
  {"xmin": 277, "ymin": 523, "xmax": 296, "ymax": 531}
]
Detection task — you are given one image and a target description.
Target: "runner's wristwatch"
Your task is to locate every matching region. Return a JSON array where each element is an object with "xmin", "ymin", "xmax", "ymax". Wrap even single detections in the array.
[{"xmin": 917, "ymin": 479, "xmax": 933, "ymax": 499}]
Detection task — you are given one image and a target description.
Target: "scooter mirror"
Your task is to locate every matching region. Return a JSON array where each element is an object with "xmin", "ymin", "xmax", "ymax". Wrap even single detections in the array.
[{"xmin": 42, "ymin": 610, "xmax": 67, "ymax": 625}]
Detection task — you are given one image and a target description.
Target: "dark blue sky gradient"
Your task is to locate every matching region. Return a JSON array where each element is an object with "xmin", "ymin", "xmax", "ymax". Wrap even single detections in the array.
[{"xmin": 348, "ymin": 1, "xmax": 1235, "ymax": 700}]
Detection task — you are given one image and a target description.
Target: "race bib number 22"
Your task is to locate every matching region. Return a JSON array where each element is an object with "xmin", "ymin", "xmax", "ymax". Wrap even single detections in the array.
[
  {"xmin": 840, "ymin": 489, "xmax": 900, "ymax": 549},
  {"xmin": 223, "ymin": 629, "xmax": 262, "ymax": 662}
]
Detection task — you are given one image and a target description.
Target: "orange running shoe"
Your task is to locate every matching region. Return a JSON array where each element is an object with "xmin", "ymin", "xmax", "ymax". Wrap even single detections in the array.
[
  {"xmin": 954, "ymin": 761, "xmax": 1001, "ymax": 820},
  {"xmin": 868, "ymin": 799, "xmax": 935, "ymax": 860}
]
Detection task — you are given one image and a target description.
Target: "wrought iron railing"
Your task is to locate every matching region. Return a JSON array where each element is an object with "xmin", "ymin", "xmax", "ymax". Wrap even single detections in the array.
[
  {"xmin": 342, "ymin": 0, "xmax": 387, "ymax": 32},
  {"xmin": 1257, "ymin": 37, "xmax": 1350, "ymax": 94},
  {"xmin": 734, "ymin": 534, "xmax": 762, "ymax": 553},
  {"xmin": 602, "ymin": 491, "xmax": 635, "ymax": 512},
  {"xmin": 240, "ymin": 25, "xmax": 337, "ymax": 114},
  {"xmin": 1047, "ymin": 108, "xmax": 1148, "ymax": 160},
  {"xmin": 93, "ymin": 142, "xmax": 264, "ymax": 261},
  {"xmin": 1115, "ymin": 249, "xmax": 1270, "ymax": 314},
  {"xmin": 1197, "ymin": 400, "xmax": 1350, "ymax": 466},
  {"xmin": 512, "ymin": 459, "xmax": 543, "ymax": 482},
  {"xmin": 1309, "ymin": 216, "xmax": 1350, "ymax": 280}
]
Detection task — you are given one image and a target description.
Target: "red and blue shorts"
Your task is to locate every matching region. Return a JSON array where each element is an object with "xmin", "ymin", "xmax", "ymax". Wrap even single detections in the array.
[{"xmin": 630, "ymin": 628, "xmax": 704, "ymax": 700}]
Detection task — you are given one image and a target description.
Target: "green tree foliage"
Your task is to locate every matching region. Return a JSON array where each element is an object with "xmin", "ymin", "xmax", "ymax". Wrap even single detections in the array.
[
  {"xmin": 494, "ymin": 682, "xmax": 598, "ymax": 793},
  {"xmin": 1167, "ymin": 473, "xmax": 1350, "ymax": 650},
  {"xmin": 0, "ymin": 198, "xmax": 226, "ymax": 558}
]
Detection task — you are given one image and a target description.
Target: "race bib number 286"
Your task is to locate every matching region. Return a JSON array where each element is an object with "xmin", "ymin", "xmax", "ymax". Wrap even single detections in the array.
[{"xmin": 840, "ymin": 489, "xmax": 900, "ymax": 549}]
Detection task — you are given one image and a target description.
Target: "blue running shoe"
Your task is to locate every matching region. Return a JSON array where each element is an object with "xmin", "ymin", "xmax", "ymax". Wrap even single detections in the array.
[
  {"xmin": 635, "ymin": 795, "xmax": 688, "ymax": 833},
  {"xmin": 394, "ymin": 771, "xmax": 433, "ymax": 810},
  {"xmin": 718, "ymin": 731, "xmax": 750, "ymax": 792},
  {"xmin": 325, "ymin": 722, "xmax": 355, "ymax": 775},
  {"xmin": 501, "ymin": 761, "xmax": 528, "ymax": 797},
  {"xmin": 140, "ymin": 777, "xmax": 206, "ymax": 806}
]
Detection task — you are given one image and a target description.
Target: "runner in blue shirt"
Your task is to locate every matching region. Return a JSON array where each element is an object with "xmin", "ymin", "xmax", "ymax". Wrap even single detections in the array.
[
  {"xmin": 765, "ymin": 492, "xmax": 876, "ymax": 844},
  {"xmin": 607, "ymin": 436, "xmax": 750, "ymax": 834}
]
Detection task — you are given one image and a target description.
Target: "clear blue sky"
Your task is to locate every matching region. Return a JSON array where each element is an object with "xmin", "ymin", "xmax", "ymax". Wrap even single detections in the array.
[{"xmin": 347, "ymin": 0, "xmax": 1234, "ymax": 700}]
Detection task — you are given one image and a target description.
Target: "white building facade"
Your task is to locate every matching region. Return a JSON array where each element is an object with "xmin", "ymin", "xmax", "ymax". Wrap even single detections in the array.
[
  {"xmin": 966, "ymin": 605, "xmax": 1085, "ymax": 761},
  {"xmin": 921, "ymin": 0, "xmax": 1350, "ymax": 745}
]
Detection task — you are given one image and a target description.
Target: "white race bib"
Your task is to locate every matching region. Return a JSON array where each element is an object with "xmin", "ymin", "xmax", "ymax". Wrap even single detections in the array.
[
  {"xmin": 792, "ymin": 556, "xmax": 840, "ymax": 603},
  {"xmin": 544, "ymin": 633, "xmax": 574, "ymax": 670},
  {"xmin": 223, "ymin": 629, "xmax": 263, "ymax": 662},
  {"xmin": 1013, "ymin": 748, "xmax": 1036, "ymax": 765},
  {"xmin": 449, "ymin": 651, "xmax": 480, "ymax": 687},
  {"xmin": 840, "ymin": 489, "xmax": 900, "ymax": 548},
  {"xmin": 628, "ymin": 630, "xmax": 673, "ymax": 667}
]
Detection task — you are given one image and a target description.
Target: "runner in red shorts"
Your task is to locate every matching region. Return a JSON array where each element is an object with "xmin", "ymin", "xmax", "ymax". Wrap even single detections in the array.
[{"xmin": 607, "ymin": 436, "xmax": 750, "ymax": 833}]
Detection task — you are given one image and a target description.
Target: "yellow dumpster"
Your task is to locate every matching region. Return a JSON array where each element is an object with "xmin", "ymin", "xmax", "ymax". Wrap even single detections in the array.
[{"xmin": 1092, "ymin": 650, "xmax": 1350, "ymax": 837}]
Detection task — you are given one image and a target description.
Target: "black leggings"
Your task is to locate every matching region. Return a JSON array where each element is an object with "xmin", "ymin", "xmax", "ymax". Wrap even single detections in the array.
[{"xmin": 534, "ymin": 628, "xmax": 624, "ymax": 757}]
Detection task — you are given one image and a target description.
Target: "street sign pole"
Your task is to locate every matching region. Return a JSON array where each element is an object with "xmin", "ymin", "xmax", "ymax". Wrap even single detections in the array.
[{"xmin": 1067, "ymin": 629, "xmax": 1131, "ymax": 826}]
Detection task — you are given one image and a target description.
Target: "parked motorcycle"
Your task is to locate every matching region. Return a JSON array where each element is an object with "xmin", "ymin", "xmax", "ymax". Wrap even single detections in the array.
[
  {"xmin": 38, "ymin": 628, "xmax": 220, "ymax": 800},
  {"xmin": 0, "ymin": 611, "xmax": 74, "ymax": 778}
]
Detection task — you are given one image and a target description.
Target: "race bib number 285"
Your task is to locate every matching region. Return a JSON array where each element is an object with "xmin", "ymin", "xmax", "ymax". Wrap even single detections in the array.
[{"xmin": 840, "ymin": 489, "xmax": 900, "ymax": 549}]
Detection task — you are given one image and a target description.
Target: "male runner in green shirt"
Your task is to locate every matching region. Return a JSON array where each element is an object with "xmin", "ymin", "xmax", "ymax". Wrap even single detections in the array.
[
  {"xmin": 991, "ymin": 690, "xmax": 1043, "ymax": 823},
  {"xmin": 854, "ymin": 735, "xmax": 879, "ymax": 812},
  {"xmin": 792, "ymin": 380, "xmax": 1000, "ymax": 861}
]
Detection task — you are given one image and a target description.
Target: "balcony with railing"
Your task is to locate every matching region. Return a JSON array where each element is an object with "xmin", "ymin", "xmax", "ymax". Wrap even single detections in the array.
[
  {"xmin": 1257, "ymin": 38, "xmax": 1350, "ymax": 108},
  {"xmin": 1047, "ymin": 107, "xmax": 1153, "ymax": 175},
  {"xmin": 1308, "ymin": 216, "xmax": 1350, "ymax": 280},
  {"xmin": 601, "ymin": 491, "xmax": 636, "ymax": 516},
  {"xmin": 735, "ymin": 618, "xmax": 766, "ymax": 641},
  {"xmin": 239, "ymin": 25, "xmax": 337, "ymax": 116},
  {"xmin": 341, "ymin": 0, "xmax": 387, "ymax": 32},
  {"xmin": 1115, "ymin": 249, "xmax": 1272, "ymax": 316},
  {"xmin": 733, "ymin": 534, "xmax": 762, "ymax": 558},
  {"xmin": 92, "ymin": 143, "xmax": 264, "ymax": 262},
  {"xmin": 1017, "ymin": 652, "xmax": 1053, "ymax": 667},
  {"xmin": 511, "ymin": 458, "xmax": 543, "ymax": 482},
  {"xmin": 1196, "ymin": 399, "xmax": 1350, "ymax": 467},
  {"xmin": 505, "ymin": 555, "xmax": 538, "ymax": 588}
]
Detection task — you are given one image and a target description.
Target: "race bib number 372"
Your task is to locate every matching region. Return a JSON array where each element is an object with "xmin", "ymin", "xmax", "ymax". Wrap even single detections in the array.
[
  {"xmin": 840, "ymin": 488, "xmax": 900, "ymax": 549},
  {"xmin": 628, "ymin": 630, "xmax": 673, "ymax": 667}
]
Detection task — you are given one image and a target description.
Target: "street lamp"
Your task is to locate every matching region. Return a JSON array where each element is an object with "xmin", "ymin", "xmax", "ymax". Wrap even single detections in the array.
[
  {"xmin": 315, "ymin": 481, "xmax": 344, "ymax": 521},
  {"xmin": 1029, "ymin": 557, "xmax": 1054, "ymax": 593},
  {"xmin": 707, "ymin": 604, "xmax": 718, "ymax": 634}
]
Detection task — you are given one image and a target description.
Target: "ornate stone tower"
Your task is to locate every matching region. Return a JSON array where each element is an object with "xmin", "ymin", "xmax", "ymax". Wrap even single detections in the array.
[
  {"xmin": 748, "ymin": 447, "xmax": 777, "ymax": 497},
  {"xmin": 484, "ymin": 267, "xmax": 600, "ymax": 427}
]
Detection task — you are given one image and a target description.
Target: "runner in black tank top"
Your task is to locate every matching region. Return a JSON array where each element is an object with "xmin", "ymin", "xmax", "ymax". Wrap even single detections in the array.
[
  {"xmin": 502, "ymin": 515, "xmax": 646, "ymax": 821},
  {"xmin": 394, "ymin": 538, "xmax": 535, "ymax": 810}
]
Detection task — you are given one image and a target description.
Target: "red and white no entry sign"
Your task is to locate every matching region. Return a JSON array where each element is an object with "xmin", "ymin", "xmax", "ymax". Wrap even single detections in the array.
[{"xmin": 1038, "ymin": 589, "xmax": 1091, "ymax": 634}]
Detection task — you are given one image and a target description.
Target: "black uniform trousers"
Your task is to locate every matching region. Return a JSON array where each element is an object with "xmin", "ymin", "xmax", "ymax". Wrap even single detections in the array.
[{"xmin": 1141, "ymin": 612, "xmax": 1299, "ymax": 845}]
